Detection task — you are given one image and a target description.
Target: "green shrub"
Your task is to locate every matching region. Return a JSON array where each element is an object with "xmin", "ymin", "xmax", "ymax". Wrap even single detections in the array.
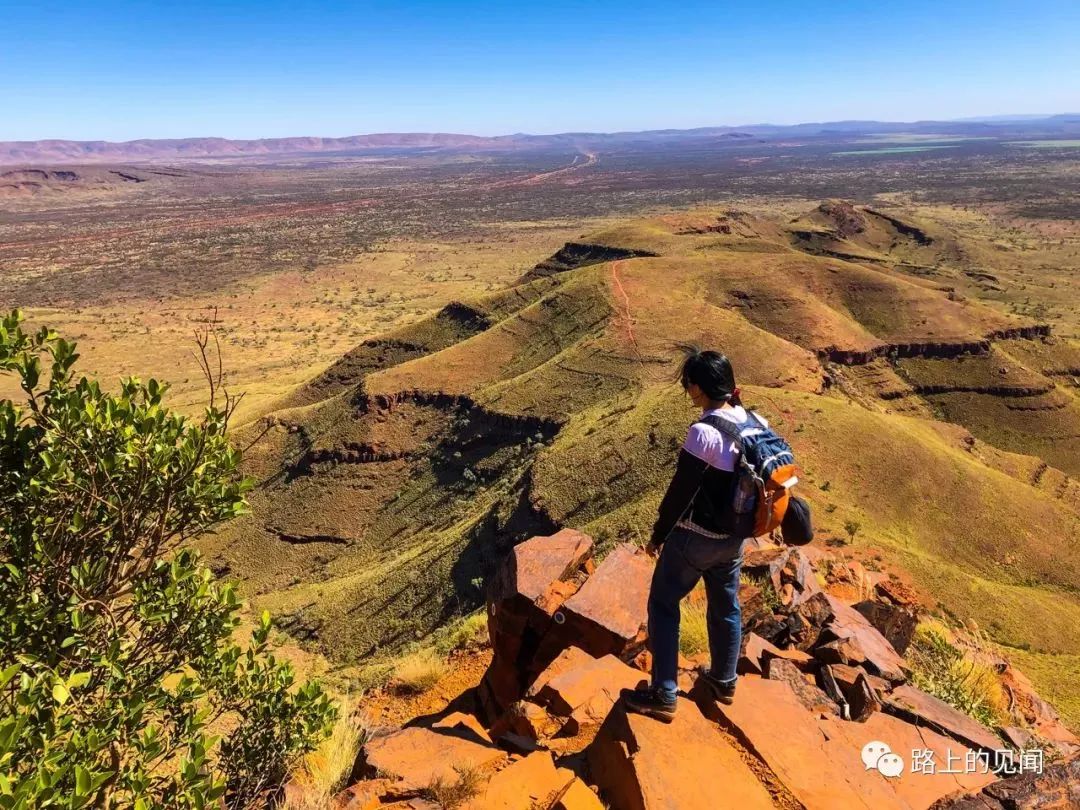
[
  {"xmin": 907, "ymin": 621, "xmax": 1006, "ymax": 728},
  {"xmin": 0, "ymin": 311, "xmax": 336, "ymax": 809}
]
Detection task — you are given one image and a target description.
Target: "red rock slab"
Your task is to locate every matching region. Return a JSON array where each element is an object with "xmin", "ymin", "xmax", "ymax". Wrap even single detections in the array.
[
  {"xmin": 508, "ymin": 529, "xmax": 594, "ymax": 605},
  {"xmin": 556, "ymin": 544, "xmax": 653, "ymax": 658},
  {"xmin": 823, "ymin": 594, "xmax": 908, "ymax": 682},
  {"xmin": 358, "ymin": 726, "xmax": 508, "ymax": 795},
  {"xmin": 883, "ymin": 684, "xmax": 1003, "ymax": 753},
  {"xmin": 551, "ymin": 778, "xmax": 604, "ymax": 810},
  {"xmin": 699, "ymin": 675, "xmax": 910, "ymax": 809},
  {"xmin": 827, "ymin": 663, "xmax": 891, "ymax": 696},
  {"xmin": 742, "ymin": 545, "xmax": 791, "ymax": 592},
  {"xmin": 332, "ymin": 779, "xmax": 392, "ymax": 810},
  {"xmin": 931, "ymin": 757, "xmax": 1080, "ymax": 810},
  {"xmin": 528, "ymin": 647, "xmax": 642, "ymax": 735},
  {"xmin": 432, "ymin": 711, "xmax": 492, "ymax": 745},
  {"xmin": 740, "ymin": 631, "xmax": 815, "ymax": 675},
  {"xmin": 821, "ymin": 708, "xmax": 997, "ymax": 808},
  {"xmin": 490, "ymin": 700, "xmax": 562, "ymax": 742},
  {"xmin": 999, "ymin": 664, "xmax": 1080, "ymax": 751},
  {"xmin": 462, "ymin": 751, "xmax": 574, "ymax": 810},
  {"xmin": 588, "ymin": 698, "xmax": 774, "ymax": 810},
  {"xmin": 766, "ymin": 657, "xmax": 839, "ymax": 715}
]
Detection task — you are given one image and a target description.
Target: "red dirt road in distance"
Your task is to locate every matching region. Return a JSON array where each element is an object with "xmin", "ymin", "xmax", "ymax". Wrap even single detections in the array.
[{"xmin": 490, "ymin": 151, "xmax": 599, "ymax": 189}]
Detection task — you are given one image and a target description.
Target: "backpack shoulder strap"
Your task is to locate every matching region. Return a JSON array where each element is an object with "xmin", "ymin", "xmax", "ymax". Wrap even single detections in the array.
[{"xmin": 695, "ymin": 413, "xmax": 746, "ymax": 448}]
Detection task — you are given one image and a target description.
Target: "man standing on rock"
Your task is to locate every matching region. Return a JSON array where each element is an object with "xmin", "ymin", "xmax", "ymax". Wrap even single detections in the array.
[{"xmin": 624, "ymin": 348, "xmax": 757, "ymax": 721}]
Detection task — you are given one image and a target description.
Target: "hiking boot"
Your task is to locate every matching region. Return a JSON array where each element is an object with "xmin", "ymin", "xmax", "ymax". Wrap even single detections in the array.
[
  {"xmin": 698, "ymin": 668, "xmax": 736, "ymax": 704},
  {"xmin": 622, "ymin": 684, "xmax": 677, "ymax": 723}
]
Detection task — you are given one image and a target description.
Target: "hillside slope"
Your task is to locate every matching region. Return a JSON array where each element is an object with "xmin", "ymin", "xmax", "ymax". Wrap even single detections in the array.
[{"xmin": 202, "ymin": 201, "xmax": 1080, "ymax": 726}]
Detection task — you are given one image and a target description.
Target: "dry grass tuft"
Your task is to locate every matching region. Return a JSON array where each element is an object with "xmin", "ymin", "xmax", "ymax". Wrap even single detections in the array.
[
  {"xmin": 421, "ymin": 764, "xmax": 485, "ymax": 809},
  {"xmin": 443, "ymin": 611, "xmax": 489, "ymax": 653},
  {"xmin": 281, "ymin": 698, "xmax": 368, "ymax": 809},
  {"xmin": 391, "ymin": 648, "xmax": 448, "ymax": 694},
  {"xmin": 680, "ymin": 586, "xmax": 709, "ymax": 657}
]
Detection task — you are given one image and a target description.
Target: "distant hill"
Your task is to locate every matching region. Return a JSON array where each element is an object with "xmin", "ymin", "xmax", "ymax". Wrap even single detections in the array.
[
  {"xmin": 199, "ymin": 200, "xmax": 1080, "ymax": 730},
  {"xmin": 3, "ymin": 115, "xmax": 1079, "ymax": 164}
]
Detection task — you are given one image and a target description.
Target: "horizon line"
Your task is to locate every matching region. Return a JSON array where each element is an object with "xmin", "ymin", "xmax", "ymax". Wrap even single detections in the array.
[{"xmin": 5, "ymin": 112, "xmax": 1079, "ymax": 146}]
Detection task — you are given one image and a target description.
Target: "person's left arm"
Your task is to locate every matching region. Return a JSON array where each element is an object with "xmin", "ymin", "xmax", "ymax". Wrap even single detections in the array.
[{"xmin": 648, "ymin": 448, "xmax": 709, "ymax": 551}]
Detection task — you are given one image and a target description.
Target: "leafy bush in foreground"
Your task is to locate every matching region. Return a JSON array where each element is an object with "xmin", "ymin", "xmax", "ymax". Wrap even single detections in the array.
[{"xmin": 0, "ymin": 311, "xmax": 335, "ymax": 809}]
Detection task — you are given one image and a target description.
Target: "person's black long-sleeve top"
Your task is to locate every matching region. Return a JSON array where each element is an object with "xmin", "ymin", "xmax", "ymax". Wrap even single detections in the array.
[{"xmin": 651, "ymin": 449, "xmax": 710, "ymax": 546}]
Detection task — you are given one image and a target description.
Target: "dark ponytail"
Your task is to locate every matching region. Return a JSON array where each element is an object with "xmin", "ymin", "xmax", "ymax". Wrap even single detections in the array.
[{"xmin": 677, "ymin": 346, "xmax": 741, "ymax": 406}]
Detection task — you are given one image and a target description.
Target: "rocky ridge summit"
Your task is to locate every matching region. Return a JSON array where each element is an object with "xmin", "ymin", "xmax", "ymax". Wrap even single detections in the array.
[{"xmin": 315, "ymin": 530, "xmax": 1078, "ymax": 809}]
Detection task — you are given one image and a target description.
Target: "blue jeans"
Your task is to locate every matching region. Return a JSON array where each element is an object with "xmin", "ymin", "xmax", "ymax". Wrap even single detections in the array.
[{"xmin": 648, "ymin": 527, "xmax": 743, "ymax": 700}]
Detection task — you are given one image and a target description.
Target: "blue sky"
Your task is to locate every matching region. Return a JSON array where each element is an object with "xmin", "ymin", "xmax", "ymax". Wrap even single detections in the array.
[{"xmin": 1, "ymin": 1, "xmax": 1078, "ymax": 141}]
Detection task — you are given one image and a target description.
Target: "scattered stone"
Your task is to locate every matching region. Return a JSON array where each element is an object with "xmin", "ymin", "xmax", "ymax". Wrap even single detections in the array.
[
  {"xmin": 766, "ymin": 657, "xmax": 839, "ymax": 715},
  {"xmin": 589, "ymin": 698, "xmax": 774, "ymax": 810},
  {"xmin": 779, "ymin": 582, "xmax": 797, "ymax": 606},
  {"xmin": 462, "ymin": 750, "xmax": 574, "ymax": 810},
  {"xmin": 331, "ymin": 779, "xmax": 392, "ymax": 810},
  {"xmin": 817, "ymin": 664, "xmax": 850, "ymax": 719},
  {"xmin": 853, "ymin": 599, "xmax": 918, "ymax": 655},
  {"xmin": 930, "ymin": 756, "xmax": 1080, "ymax": 809},
  {"xmin": 432, "ymin": 711, "xmax": 492, "ymax": 745},
  {"xmin": 848, "ymin": 672, "xmax": 883, "ymax": 722},
  {"xmin": 795, "ymin": 591, "xmax": 836, "ymax": 643},
  {"xmin": 739, "ymin": 631, "xmax": 813, "ymax": 676},
  {"xmin": 883, "ymin": 684, "xmax": 1003, "ymax": 752},
  {"xmin": 823, "ymin": 559, "xmax": 872, "ymax": 603},
  {"xmin": 826, "ymin": 662, "xmax": 891, "ymax": 696},
  {"xmin": 999, "ymin": 664, "xmax": 1080, "ymax": 752},
  {"xmin": 495, "ymin": 732, "xmax": 543, "ymax": 755},
  {"xmin": 550, "ymin": 778, "xmax": 604, "ymax": 810},
  {"xmin": 738, "ymin": 580, "xmax": 771, "ymax": 627},
  {"xmin": 780, "ymin": 547, "xmax": 818, "ymax": 595},
  {"xmin": 491, "ymin": 700, "xmax": 561, "ymax": 743},
  {"xmin": 527, "ymin": 647, "xmax": 642, "ymax": 737},
  {"xmin": 816, "ymin": 636, "xmax": 871, "ymax": 668},
  {"xmin": 742, "ymin": 546, "xmax": 790, "ymax": 592},
  {"xmin": 874, "ymin": 578, "xmax": 920, "ymax": 608},
  {"xmin": 818, "ymin": 594, "xmax": 907, "ymax": 682},
  {"xmin": 356, "ymin": 726, "xmax": 507, "ymax": 796},
  {"xmin": 738, "ymin": 632, "xmax": 780, "ymax": 675},
  {"xmin": 997, "ymin": 725, "xmax": 1034, "ymax": 751}
]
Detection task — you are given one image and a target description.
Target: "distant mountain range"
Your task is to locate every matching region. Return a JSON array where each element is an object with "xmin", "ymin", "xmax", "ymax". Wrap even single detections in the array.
[{"xmin": 2, "ymin": 115, "xmax": 1078, "ymax": 165}]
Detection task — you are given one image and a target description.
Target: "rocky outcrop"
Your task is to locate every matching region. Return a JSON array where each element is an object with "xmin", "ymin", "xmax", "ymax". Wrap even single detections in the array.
[
  {"xmin": 931, "ymin": 757, "xmax": 1080, "ymax": 809},
  {"xmin": 334, "ymin": 530, "xmax": 1075, "ymax": 810},
  {"xmin": 525, "ymin": 243, "xmax": 659, "ymax": 281},
  {"xmin": 820, "ymin": 326, "xmax": 1053, "ymax": 367},
  {"xmin": 480, "ymin": 539, "xmax": 649, "ymax": 721},
  {"xmin": 480, "ymin": 529, "xmax": 595, "ymax": 717}
]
